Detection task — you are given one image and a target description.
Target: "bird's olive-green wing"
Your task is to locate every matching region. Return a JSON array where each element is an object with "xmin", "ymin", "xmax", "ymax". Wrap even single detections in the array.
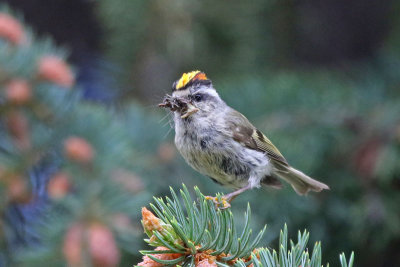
[{"xmin": 226, "ymin": 109, "xmax": 289, "ymax": 166}]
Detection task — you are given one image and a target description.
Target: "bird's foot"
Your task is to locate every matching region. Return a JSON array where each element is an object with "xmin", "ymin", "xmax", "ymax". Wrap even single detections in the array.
[{"xmin": 205, "ymin": 196, "xmax": 231, "ymax": 210}]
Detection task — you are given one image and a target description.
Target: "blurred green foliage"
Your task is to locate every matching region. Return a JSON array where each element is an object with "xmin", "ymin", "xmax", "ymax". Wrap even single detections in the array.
[
  {"xmin": 97, "ymin": 1, "xmax": 400, "ymax": 266},
  {"xmin": 0, "ymin": 1, "xmax": 399, "ymax": 266}
]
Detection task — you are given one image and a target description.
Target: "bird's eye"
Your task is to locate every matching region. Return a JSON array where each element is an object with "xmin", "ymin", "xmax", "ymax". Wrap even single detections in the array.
[{"xmin": 193, "ymin": 94, "xmax": 203, "ymax": 102}]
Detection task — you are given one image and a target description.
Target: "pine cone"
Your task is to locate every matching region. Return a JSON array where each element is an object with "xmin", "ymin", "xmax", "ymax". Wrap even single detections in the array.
[
  {"xmin": 38, "ymin": 55, "xmax": 75, "ymax": 87},
  {"xmin": 0, "ymin": 13, "xmax": 25, "ymax": 45},
  {"xmin": 64, "ymin": 136, "xmax": 95, "ymax": 164}
]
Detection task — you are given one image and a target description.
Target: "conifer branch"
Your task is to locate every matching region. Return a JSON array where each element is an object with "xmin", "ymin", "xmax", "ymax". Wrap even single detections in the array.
[{"xmin": 138, "ymin": 185, "xmax": 354, "ymax": 267}]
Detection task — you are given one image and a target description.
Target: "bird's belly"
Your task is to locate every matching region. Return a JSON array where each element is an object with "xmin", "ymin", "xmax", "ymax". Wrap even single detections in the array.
[
  {"xmin": 175, "ymin": 128, "xmax": 269, "ymax": 189},
  {"xmin": 184, "ymin": 149, "xmax": 250, "ymax": 189}
]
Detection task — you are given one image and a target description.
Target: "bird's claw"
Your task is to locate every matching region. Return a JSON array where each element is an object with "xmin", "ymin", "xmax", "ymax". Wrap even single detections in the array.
[{"xmin": 205, "ymin": 196, "xmax": 231, "ymax": 210}]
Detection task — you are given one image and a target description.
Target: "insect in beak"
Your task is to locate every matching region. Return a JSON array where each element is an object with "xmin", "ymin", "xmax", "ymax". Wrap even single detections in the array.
[
  {"xmin": 158, "ymin": 95, "xmax": 199, "ymax": 118},
  {"xmin": 181, "ymin": 103, "xmax": 199, "ymax": 119}
]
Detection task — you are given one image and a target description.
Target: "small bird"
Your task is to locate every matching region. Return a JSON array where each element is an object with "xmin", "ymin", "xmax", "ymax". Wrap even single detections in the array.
[{"xmin": 159, "ymin": 71, "xmax": 329, "ymax": 204}]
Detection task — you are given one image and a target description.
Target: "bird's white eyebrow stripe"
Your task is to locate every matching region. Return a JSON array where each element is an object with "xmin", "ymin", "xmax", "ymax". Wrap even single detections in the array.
[
  {"xmin": 172, "ymin": 89, "xmax": 190, "ymax": 97},
  {"xmin": 193, "ymin": 88, "xmax": 219, "ymax": 98},
  {"xmin": 173, "ymin": 87, "xmax": 219, "ymax": 100},
  {"xmin": 204, "ymin": 89, "xmax": 219, "ymax": 98}
]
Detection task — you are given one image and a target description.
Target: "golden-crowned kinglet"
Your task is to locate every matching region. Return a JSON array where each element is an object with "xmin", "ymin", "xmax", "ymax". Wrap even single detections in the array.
[{"xmin": 159, "ymin": 71, "xmax": 329, "ymax": 204}]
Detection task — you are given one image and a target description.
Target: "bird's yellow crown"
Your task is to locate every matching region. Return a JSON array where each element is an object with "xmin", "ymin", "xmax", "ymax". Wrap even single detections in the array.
[{"xmin": 175, "ymin": 70, "xmax": 208, "ymax": 90}]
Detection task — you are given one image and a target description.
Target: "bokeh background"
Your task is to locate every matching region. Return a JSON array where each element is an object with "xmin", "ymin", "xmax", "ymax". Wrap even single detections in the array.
[{"xmin": 1, "ymin": 0, "xmax": 400, "ymax": 266}]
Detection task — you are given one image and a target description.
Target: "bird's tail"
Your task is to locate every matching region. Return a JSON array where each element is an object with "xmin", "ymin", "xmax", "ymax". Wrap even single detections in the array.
[{"xmin": 274, "ymin": 166, "xmax": 329, "ymax": 195}]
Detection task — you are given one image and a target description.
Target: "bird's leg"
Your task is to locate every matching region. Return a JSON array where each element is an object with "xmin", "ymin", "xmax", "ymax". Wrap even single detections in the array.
[
  {"xmin": 223, "ymin": 184, "xmax": 252, "ymax": 203},
  {"xmin": 206, "ymin": 184, "xmax": 253, "ymax": 209}
]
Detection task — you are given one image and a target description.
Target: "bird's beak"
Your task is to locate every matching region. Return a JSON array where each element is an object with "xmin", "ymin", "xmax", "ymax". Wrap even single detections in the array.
[{"xmin": 181, "ymin": 103, "xmax": 199, "ymax": 119}]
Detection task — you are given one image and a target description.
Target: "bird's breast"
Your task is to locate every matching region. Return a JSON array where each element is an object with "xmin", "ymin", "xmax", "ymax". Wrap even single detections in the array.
[{"xmin": 174, "ymin": 115, "xmax": 265, "ymax": 188}]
